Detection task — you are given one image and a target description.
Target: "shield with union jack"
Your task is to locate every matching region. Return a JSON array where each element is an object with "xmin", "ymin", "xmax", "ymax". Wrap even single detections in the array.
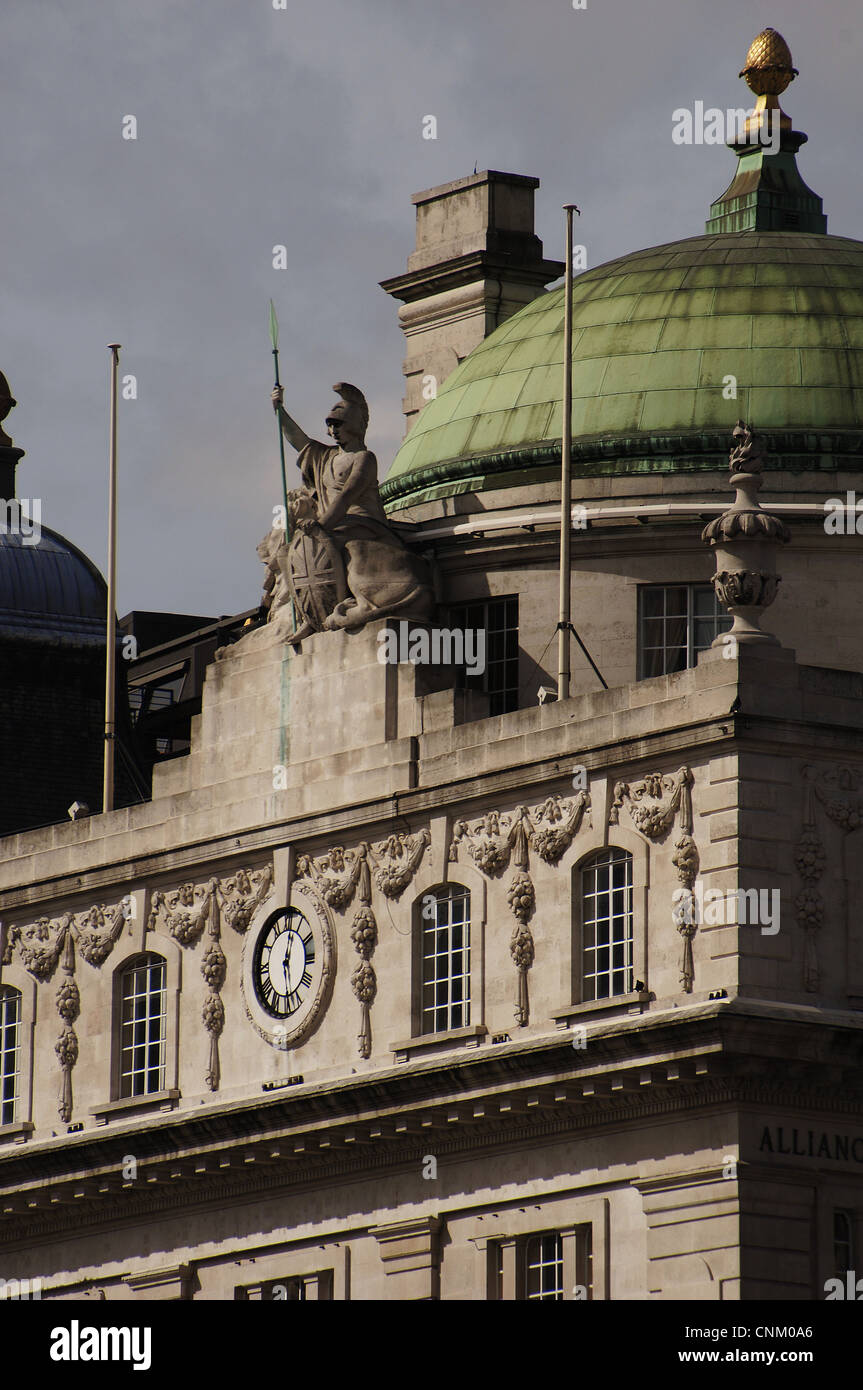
[{"xmin": 283, "ymin": 524, "xmax": 347, "ymax": 632}]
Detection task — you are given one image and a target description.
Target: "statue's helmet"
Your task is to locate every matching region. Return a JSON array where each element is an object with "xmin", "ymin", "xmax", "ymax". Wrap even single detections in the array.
[{"xmin": 325, "ymin": 381, "xmax": 369, "ymax": 437}]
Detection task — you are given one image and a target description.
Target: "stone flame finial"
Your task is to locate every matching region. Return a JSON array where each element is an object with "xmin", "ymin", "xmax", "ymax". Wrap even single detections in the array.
[{"xmin": 701, "ymin": 422, "xmax": 790, "ymax": 646}]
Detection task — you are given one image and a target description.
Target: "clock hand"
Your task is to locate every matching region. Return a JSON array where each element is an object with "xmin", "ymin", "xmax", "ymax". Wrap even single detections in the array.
[{"xmin": 283, "ymin": 926, "xmax": 293, "ymax": 995}]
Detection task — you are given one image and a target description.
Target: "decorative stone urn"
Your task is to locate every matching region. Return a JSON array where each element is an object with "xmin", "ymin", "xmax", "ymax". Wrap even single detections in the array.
[{"xmin": 701, "ymin": 421, "xmax": 790, "ymax": 645}]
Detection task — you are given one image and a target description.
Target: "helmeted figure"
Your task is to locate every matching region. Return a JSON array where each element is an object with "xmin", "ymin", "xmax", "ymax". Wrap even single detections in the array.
[{"xmin": 262, "ymin": 382, "xmax": 434, "ymax": 641}]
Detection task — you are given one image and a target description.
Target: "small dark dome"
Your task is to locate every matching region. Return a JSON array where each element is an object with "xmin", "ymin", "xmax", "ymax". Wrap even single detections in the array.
[
  {"xmin": 0, "ymin": 386, "xmax": 147, "ymax": 834},
  {"xmin": 0, "ymin": 524, "xmax": 106, "ymax": 645},
  {"xmin": 0, "ymin": 520, "xmax": 118, "ymax": 833}
]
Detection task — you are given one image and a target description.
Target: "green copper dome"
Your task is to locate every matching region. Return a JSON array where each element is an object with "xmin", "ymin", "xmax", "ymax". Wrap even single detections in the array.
[{"xmin": 382, "ymin": 231, "xmax": 863, "ymax": 508}]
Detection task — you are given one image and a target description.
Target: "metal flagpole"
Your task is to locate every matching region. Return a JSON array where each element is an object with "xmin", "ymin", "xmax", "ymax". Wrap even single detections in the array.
[
  {"xmin": 557, "ymin": 205, "xmax": 580, "ymax": 702},
  {"xmin": 269, "ymin": 301, "xmax": 297, "ymax": 631},
  {"xmin": 103, "ymin": 344, "xmax": 121, "ymax": 813}
]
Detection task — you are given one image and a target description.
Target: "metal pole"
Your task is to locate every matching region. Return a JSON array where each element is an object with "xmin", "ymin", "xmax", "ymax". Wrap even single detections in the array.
[
  {"xmin": 557, "ymin": 205, "xmax": 579, "ymax": 701},
  {"xmin": 269, "ymin": 302, "xmax": 290, "ymax": 540},
  {"xmin": 103, "ymin": 344, "xmax": 120, "ymax": 813},
  {"xmin": 269, "ymin": 301, "xmax": 298, "ymax": 632}
]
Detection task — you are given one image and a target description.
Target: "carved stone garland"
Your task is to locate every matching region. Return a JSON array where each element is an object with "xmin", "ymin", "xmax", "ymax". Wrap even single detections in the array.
[
  {"xmin": 451, "ymin": 792, "xmax": 590, "ymax": 1027},
  {"xmin": 6, "ymin": 899, "xmax": 130, "ymax": 1122},
  {"xmin": 55, "ymin": 928, "xmax": 79, "ymax": 1123},
  {"xmin": 147, "ymin": 865, "xmax": 273, "ymax": 1090},
  {"xmin": 295, "ymin": 830, "xmax": 431, "ymax": 1057},
  {"xmin": 219, "ymin": 866, "xmax": 275, "ymax": 934},
  {"xmin": 76, "ymin": 902, "xmax": 129, "ymax": 966},
  {"xmin": 671, "ymin": 833, "xmax": 700, "ymax": 995},
  {"xmin": 796, "ymin": 765, "xmax": 861, "ymax": 993},
  {"xmin": 147, "ymin": 880, "xmax": 215, "ymax": 946},
  {"xmin": 3, "ymin": 869, "xmax": 274, "ymax": 1111},
  {"xmin": 611, "ymin": 767, "xmax": 699, "ymax": 993}
]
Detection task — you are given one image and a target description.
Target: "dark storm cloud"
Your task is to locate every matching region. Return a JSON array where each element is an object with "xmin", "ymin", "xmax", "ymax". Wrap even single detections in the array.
[{"xmin": 1, "ymin": 0, "xmax": 859, "ymax": 614}]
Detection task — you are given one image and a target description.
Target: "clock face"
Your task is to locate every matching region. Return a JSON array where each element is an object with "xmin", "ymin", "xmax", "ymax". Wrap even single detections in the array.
[
  {"xmin": 243, "ymin": 882, "xmax": 335, "ymax": 1048},
  {"xmin": 253, "ymin": 908, "xmax": 316, "ymax": 1018}
]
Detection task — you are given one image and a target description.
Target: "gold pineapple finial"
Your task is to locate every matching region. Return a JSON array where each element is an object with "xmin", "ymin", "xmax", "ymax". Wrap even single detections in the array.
[
  {"xmin": 736, "ymin": 28, "xmax": 798, "ymax": 147},
  {"xmin": 739, "ymin": 27, "xmax": 798, "ymax": 96},
  {"xmin": 706, "ymin": 27, "xmax": 826, "ymax": 233}
]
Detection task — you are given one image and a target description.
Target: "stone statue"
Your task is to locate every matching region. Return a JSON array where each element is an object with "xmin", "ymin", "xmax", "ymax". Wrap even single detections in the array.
[
  {"xmin": 0, "ymin": 372, "xmax": 17, "ymax": 449},
  {"xmin": 262, "ymin": 382, "xmax": 434, "ymax": 643},
  {"xmin": 256, "ymin": 526, "xmax": 291, "ymax": 620}
]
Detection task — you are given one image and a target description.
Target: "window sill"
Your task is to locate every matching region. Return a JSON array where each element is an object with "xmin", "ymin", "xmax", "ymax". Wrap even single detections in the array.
[
  {"xmin": 90, "ymin": 1089, "xmax": 180, "ymax": 1124},
  {"xmin": 0, "ymin": 1121, "xmax": 34, "ymax": 1145},
  {"xmin": 552, "ymin": 991, "xmax": 650, "ymax": 1026},
  {"xmin": 391, "ymin": 1024, "xmax": 487, "ymax": 1061}
]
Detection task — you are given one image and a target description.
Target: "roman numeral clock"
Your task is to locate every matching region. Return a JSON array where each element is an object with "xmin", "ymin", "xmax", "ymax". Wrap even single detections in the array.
[{"xmin": 242, "ymin": 881, "xmax": 336, "ymax": 1047}]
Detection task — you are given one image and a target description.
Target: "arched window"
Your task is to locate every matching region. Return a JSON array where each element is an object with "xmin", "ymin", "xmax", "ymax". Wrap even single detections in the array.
[
  {"xmin": 581, "ymin": 849, "xmax": 633, "ymax": 1001},
  {"xmin": 118, "ymin": 954, "xmax": 167, "ymax": 1098},
  {"xmin": 0, "ymin": 986, "xmax": 21, "ymax": 1125},
  {"xmin": 421, "ymin": 886, "xmax": 471, "ymax": 1034}
]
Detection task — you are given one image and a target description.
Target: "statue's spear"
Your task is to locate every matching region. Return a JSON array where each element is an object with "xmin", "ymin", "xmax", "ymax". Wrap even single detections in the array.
[
  {"xmin": 269, "ymin": 300, "xmax": 299, "ymax": 633},
  {"xmin": 269, "ymin": 299, "xmax": 290, "ymax": 543}
]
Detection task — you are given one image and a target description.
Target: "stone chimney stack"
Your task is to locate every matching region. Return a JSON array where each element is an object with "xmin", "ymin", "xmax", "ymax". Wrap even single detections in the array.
[{"xmin": 381, "ymin": 170, "xmax": 564, "ymax": 436}]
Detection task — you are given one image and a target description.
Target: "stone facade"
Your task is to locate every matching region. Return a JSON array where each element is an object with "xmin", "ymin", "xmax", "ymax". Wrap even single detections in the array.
[
  {"xmin": 2, "ymin": 581, "xmax": 863, "ymax": 1299},
  {"xmin": 2, "ymin": 22, "xmax": 861, "ymax": 1306}
]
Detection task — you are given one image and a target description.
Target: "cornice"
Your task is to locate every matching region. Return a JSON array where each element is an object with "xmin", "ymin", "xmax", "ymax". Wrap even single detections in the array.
[
  {"xmin": 379, "ymin": 250, "xmax": 564, "ymax": 302},
  {"xmin": 382, "ymin": 430, "xmax": 863, "ymax": 508},
  {"xmin": 4, "ymin": 1006, "xmax": 863, "ymax": 1247},
  {"xmin": 0, "ymin": 721, "xmax": 736, "ymax": 911},
  {"xmin": 6, "ymin": 698, "xmax": 863, "ymax": 915}
]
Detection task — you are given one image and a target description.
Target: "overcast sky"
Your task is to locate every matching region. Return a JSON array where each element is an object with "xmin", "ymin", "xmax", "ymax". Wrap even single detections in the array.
[{"xmin": 2, "ymin": 0, "xmax": 860, "ymax": 618}]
